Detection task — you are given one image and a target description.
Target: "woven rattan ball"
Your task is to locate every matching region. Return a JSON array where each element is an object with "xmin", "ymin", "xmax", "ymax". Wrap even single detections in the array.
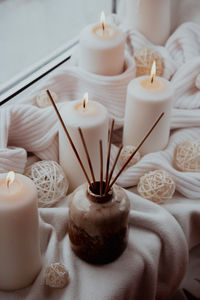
[
  {"xmin": 119, "ymin": 145, "xmax": 141, "ymax": 168},
  {"xmin": 24, "ymin": 161, "xmax": 69, "ymax": 207},
  {"xmin": 195, "ymin": 73, "xmax": 200, "ymax": 90},
  {"xmin": 134, "ymin": 48, "xmax": 165, "ymax": 77},
  {"xmin": 36, "ymin": 90, "xmax": 59, "ymax": 108},
  {"xmin": 137, "ymin": 170, "xmax": 175, "ymax": 204},
  {"xmin": 45, "ymin": 263, "xmax": 69, "ymax": 288},
  {"xmin": 175, "ymin": 141, "xmax": 200, "ymax": 172}
]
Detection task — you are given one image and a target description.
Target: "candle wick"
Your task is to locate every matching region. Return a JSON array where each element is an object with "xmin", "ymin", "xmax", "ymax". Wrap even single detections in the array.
[
  {"xmin": 102, "ymin": 22, "xmax": 105, "ymax": 31},
  {"xmin": 151, "ymin": 76, "xmax": 154, "ymax": 84}
]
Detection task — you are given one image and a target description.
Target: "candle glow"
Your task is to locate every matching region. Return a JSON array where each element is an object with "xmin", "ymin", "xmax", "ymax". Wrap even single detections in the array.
[
  {"xmin": 150, "ymin": 60, "xmax": 156, "ymax": 84},
  {"xmin": 100, "ymin": 11, "xmax": 105, "ymax": 31},
  {"xmin": 82, "ymin": 92, "xmax": 89, "ymax": 109},
  {"xmin": 6, "ymin": 171, "xmax": 15, "ymax": 189}
]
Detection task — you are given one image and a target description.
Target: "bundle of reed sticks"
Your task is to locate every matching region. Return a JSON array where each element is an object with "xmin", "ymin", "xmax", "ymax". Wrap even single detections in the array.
[{"xmin": 46, "ymin": 89, "xmax": 164, "ymax": 197}]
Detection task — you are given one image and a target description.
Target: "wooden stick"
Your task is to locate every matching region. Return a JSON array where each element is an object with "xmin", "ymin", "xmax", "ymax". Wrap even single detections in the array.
[
  {"xmin": 78, "ymin": 127, "xmax": 96, "ymax": 185},
  {"xmin": 46, "ymin": 90, "xmax": 91, "ymax": 187},
  {"xmin": 104, "ymin": 145, "xmax": 123, "ymax": 195},
  {"xmin": 99, "ymin": 140, "xmax": 103, "ymax": 196},
  {"xmin": 105, "ymin": 119, "xmax": 115, "ymax": 188},
  {"xmin": 108, "ymin": 112, "xmax": 164, "ymax": 190}
]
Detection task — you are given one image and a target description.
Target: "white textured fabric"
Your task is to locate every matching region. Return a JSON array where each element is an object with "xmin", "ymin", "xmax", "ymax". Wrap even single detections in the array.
[
  {"xmin": 0, "ymin": 193, "xmax": 188, "ymax": 300},
  {"xmin": 111, "ymin": 127, "xmax": 200, "ymax": 200},
  {"xmin": 14, "ymin": 54, "xmax": 136, "ymax": 127},
  {"xmin": 1, "ymin": 9, "xmax": 200, "ymax": 300},
  {"xmin": 0, "ymin": 105, "xmax": 58, "ymax": 174}
]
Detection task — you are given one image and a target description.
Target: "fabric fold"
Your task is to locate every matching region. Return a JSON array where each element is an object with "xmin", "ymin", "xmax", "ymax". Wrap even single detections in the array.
[{"xmin": 0, "ymin": 192, "xmax": 188, "ymax": 300}]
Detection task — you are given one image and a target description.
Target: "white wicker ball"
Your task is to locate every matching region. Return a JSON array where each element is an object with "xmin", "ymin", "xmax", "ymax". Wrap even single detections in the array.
[
  {"xmin": 119, "ymin": 145, "xmax": 141, "ymax": 168},
  {"xmin": 195, "ymin": 73, "xmax": 200, "ymax": 90},
  {"xmin": 175, "ymin": 141, "xmax": 200, "ymax": 172},
  {"xmin": 45, "ymin": 263, "xmax": 69, "ymax": 289},
  {"xmin": 134, "ymin": 47, "xmax": 165, "ymax": 77},
  {"xmin": 137, "ymin": 170, "xmax": 175, "ymax": 204},
  {"xmin": 24, "ymin": 160, "xmax": 69, "ymax": 207},
  {"xmin": 36, "ymin": 90, "xmax": 59, "ymax": 108}
]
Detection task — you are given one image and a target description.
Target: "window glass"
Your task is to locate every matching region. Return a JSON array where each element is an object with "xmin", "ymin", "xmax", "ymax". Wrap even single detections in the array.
[{"xmin": 0, "ymin": 0, "xmax": 112, "ymax": 88}]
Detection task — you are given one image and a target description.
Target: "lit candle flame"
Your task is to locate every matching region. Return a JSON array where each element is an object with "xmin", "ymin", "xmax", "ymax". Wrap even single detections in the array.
[
  {"xmin": 150, "ymin": 60, "xmax": 156, "ymax": 84},
  {"xmin": 100, "ymin": 11, "xmax": 106, "ymax": 31},
  {"xmin": 82, "ymin": 92, "xmax": 89, "ymax": 109},
  {"xmin": 6, "ymin": 171, "xmax": 15, "ymax": 189}
]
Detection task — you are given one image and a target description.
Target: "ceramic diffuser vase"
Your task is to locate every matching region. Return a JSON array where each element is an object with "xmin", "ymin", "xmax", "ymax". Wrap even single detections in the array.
[{"xmin": 68, "ymin": 182, "xmax": 130, "ymax": 264}]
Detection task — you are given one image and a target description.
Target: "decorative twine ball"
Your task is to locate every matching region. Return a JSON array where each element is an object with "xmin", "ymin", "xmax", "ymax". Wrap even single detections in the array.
[
  {"xmin": 119, "ymin": 145, "xmax": 141, "ymax": 168},
  {"xmin": 134, "ymin": 48, "xmax": 165, "ymax": 77},
  {"xmin": 45, "ymin": 263, "xmax": 69, "ymax": 289},
  {"xmin": 137, "ymin": 170, "xmax": 175, "ymax": 204},
  {"xmin": 36, "ymin": 89, "xmax": 59, "ymax": 108},
  {"xmin": 195, "ymin": 73, "xmax": 200, "ymax": 90},
  {"xmin": 175, "ymin": 141, "xmax": 200, "ymax": 172},
  {"xmin": 24, "ymin": 160, "xmax": 69, "ymax": 207}
]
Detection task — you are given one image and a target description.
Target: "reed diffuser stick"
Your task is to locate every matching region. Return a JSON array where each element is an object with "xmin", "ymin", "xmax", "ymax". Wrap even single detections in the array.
[
  {"xmin": 46, "ymin": 90, "xmax": 91, "ymax": 187},
  {"xmin": 99, "ymin": 140, "xmax": 103, "ymax": 196},
  {"xmin": 104, "ymin": 145, "xmax": 123, "ymax": 195},
  {"xmin": 78, "ymin": 127, "xmax": 96, "ymax": 186},
  {"xmin": 105, "ymin": 120, "xmax": 115, "ymax": 187},
  {"xmin": 108, "ymin": 112, "xmax": 164, "ymax": 190}
]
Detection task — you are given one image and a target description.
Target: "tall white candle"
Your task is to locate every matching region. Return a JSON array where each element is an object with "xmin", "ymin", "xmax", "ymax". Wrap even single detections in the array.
[
  {"xmin": 126, "ymin": 0, "xmax": 171, "ymax": 45},
  {"xmin": 0, "ymin": 172, "xmax": 42, "ymax": 291},
  {"xmin": 123, "ymin": 62, "xmax": 174, "ymax": 155},
  {"xmin": 79, "ymin": 12, "xmax": 125, "ymax": 75},
  {"xmin": 59, "ymin": 94, "xmax": 109, "ymax": 192}
]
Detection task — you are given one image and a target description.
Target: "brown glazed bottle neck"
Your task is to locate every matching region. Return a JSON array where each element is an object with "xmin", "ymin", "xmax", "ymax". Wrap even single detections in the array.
[{"xmin": 87, "ymin": 182, "xmax": 113, "ymax": 204}]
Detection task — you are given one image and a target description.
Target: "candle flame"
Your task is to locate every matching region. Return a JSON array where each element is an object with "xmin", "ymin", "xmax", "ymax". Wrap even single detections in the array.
[
  {"xmin": 150, "ymin": 60, "xmax": 156, "ymax": 84},
  {"xmin": 82, "ymin": 92, "xmax": 89, "ymax": 109},
  {"xmin": 100, "ymin": 11, "xmax": 106, "ymax": 31},
  {"xmin": 6, "ymin": 171, "xmax": 15, "ymax": 189}
]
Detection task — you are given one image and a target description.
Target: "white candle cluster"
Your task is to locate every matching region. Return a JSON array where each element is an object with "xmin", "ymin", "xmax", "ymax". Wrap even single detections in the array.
[{"xmin": 0, "ymin": 6, "xmax": 175, "ymax": 288}]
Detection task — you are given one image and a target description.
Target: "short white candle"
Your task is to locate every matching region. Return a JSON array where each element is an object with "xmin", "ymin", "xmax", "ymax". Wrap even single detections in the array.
[
  {"xmin": 126, "ymin": 0, "xmax": 171, "ymax": 45},
  {"xmin": 0, "ymin": 172, "xmax": 42, "ymax": 291},
  {"xmin": 79, "ymin": 11, "xmax": 125, "ymax": 75},
  {"xmin": 59, "ymin": 93, "xmax": 109, "ymax": 192},
  {"xmin": 123, "ymin": 61, "xmax": 174, "ymax": 155}
]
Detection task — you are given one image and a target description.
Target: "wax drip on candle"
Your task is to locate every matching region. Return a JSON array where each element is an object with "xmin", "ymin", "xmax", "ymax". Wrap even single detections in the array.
[
  {"xmin": 82, "ymin": 92, "xmax": 89, "ymax": 110},
  {"xmin": 6, "ymin": 171, "xmax": 15, "ymax": 189},
  {"xmin": 100, "ymin": 11, "xmax": 105, "ymax": 32},
  {"xmin": 150, "ymin": 60, "xmax": 156, "ymax": 84}
]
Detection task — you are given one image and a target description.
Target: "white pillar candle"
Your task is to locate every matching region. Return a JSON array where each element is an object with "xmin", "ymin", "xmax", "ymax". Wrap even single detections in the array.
[
  {"xmin": 123, "ymin": 62, "xmax": 174, "ymax": 155},
  {"xmin": 126, "ymin": 0, "xmax": 171, "ymax": 45},
  {"xmin": 59, "ymin": 94, "xmax": 109, "ymax": 192},
  {"xmin": 79, "ymin": 12, "xmax": 125, "ymax": 76},
  {"xmin": 0, "ymin": 172, "xmax": 42, "ymax": 291}
]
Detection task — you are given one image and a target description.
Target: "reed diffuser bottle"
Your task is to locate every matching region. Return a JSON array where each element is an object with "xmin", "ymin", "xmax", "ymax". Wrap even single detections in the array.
[
  {"xmin": 46, "ymin": 91, "xmax": 164, "ymax": 265},
  {"xmin": 68, "ymin": 182, "xmax": 130, "ymax": 264}
]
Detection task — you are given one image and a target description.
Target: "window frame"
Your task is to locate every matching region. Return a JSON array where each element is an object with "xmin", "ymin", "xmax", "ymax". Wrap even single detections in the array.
[{"xmin": 0, "ymin": 0, "xmax": 117, "ymax": 106}]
